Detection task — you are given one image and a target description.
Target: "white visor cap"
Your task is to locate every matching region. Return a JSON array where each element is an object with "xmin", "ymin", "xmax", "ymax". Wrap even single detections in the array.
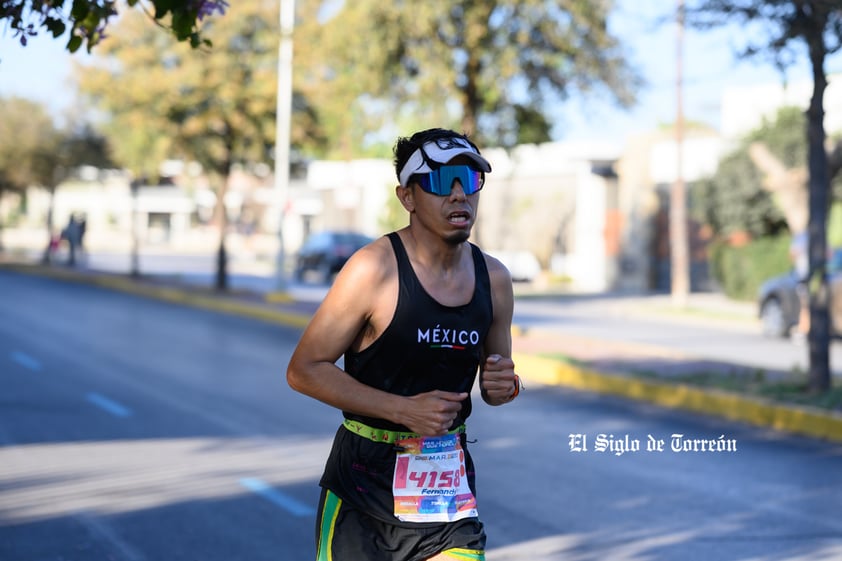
[{"xmin": 398, "ymin": 136, "xmax": 492, "ymax": 187}]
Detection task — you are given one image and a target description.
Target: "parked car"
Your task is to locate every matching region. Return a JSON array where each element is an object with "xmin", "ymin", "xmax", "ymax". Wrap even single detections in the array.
[
  {"xmin": 757, "ymin": 271, "xmax": 802, "ymax": 337},
  {"xmin": 294, "ymin": 230, "xmax": 374, "ymax": 284},
  {"xmin": 757, "ymin": 248, "xmax": 842, "ymax": 338}
]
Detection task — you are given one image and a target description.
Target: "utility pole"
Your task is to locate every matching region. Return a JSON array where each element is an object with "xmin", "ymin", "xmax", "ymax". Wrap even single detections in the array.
[
  {"xmin": 670, "ymin": 0, "xmax": 690, "ymax": 308},
  {"xmin": 273, "ymin": 0, "xmax": 294, "ymax": 293}
]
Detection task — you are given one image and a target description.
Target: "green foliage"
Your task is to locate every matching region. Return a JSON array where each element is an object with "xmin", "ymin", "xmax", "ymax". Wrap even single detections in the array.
[
  {"xmin": 0, "ymin": 97, "xmax": 57, "ymax": 193},
  {"xmin": 708, "ymin": 235, "xmax": 792, "ymax": 300},
  {"xmin": 692, "ymin": 108, "xmax": 798, "ymax": 239},
  {"xmin": 0, "ymin": 97, "xmax": 113, "ymax": 193},
  {"xmin": 76, "ymin": 1, "xmax": 276, "ymax": 178},
  {"xmin": 685, "ymin": 1, "xmax": 842, "ymax": 65},
  {"xmin": 743, "ymin": 105, "xmax": 842, "ymax": 194},
  {"xmin": 77, "ymin": 0, "xmax": 326, "ymax": 178},
  {"xmin": 747, "ymin": 106, "xmax": 807, "ymax": 168},
  {"xmin": 296, "ymin": 0, "xmax": 641, "ymax": 154},
  {"xmin": 0, "ymin": 0, "xmax": 227, "ymax": 53}
]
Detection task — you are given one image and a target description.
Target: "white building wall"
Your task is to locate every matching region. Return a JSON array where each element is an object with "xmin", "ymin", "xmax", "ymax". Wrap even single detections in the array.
[
  {"xmin": 477, "ymin": 142, "xmax": 621, "ymax": 291},
  {"xmin": 572, "ymin": 171, "xmax": 609, "ymax": 292},
  {"xmin": 305, "ymin": 159, "xmax": 393, "ymax": 238},
  {"xmin": 650, "ymin": 135, "xmax": 724, "ymax": 184}
]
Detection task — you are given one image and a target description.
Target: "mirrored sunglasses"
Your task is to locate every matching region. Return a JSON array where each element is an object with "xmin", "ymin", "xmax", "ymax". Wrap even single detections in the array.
[{"xmin": 411, "ymin": 165, "xmax": 485, "ymax": 196}]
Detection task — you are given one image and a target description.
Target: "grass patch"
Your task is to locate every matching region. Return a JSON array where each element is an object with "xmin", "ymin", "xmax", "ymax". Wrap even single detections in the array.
[
  {"xmin": 644, "ymin": 304, "xmax": 756, "ymax": 325},
  {"xmin": 757, "ymin": 382, "xmax": 842, "ymax": 410},
  {"xmin": 541, "ymin": 352, "xmax": 842, "ymax": 412},
  {"xmin": 643, "ymin": 370, "xmax": 842, "ymax": 412}
]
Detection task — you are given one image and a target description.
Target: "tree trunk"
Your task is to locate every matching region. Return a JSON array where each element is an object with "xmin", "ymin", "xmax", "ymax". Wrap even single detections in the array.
[
  {"xmin": 805, "ymin": 34, "xmax": 831, "ymax": 393},
  {"xmin": 213, "ymin": 169, "xmax": 231, "ymax": 292},
  {"xmin": 130, "ymin": 179, "xmax": 141, "ymax": 278},
  {"xmin": 216, "ymin": 235, "xmax": 228, "ymax": 291},
  {"xmin": 41, "ymin": 186, "xmax": 56, "ymax": 264},
  {"xmin": 460, "ymin": 52, "xmax": 481, "ymax": 138}
]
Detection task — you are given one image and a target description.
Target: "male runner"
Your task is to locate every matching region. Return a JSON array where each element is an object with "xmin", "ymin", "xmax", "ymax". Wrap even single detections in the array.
[{"xmin": 287, "ymin": 127, "xmax": 520, "ymax": 561}]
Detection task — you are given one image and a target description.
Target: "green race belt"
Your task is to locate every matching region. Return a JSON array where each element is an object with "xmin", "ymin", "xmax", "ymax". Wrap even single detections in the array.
[{"xmin": 342, "ymin": 418, "xmax": 466, "ymax": 444}]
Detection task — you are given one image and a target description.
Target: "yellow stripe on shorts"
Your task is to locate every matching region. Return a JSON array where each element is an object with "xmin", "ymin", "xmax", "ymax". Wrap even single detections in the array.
[
  {"xmin": 317, "ymin": 490, "xmax": 342, "ymax": 561},
  {"xmin": 440, "ymin": 548, "xmax": 485, "ymax": 560}
]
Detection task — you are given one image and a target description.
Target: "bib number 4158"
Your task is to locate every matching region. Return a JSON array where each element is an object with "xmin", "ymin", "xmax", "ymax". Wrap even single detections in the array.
[{"xmin": 391, "ymin": 435, "xmax": 478, "ymax": 523}]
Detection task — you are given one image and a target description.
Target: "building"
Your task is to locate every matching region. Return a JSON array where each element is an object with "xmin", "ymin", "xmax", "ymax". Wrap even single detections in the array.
[{"xmin": 5, "ymin": 74, "xmax": 841, "ymax": 291}]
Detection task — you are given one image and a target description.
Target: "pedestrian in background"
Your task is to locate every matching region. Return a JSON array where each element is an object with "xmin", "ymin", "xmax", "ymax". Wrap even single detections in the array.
[
  {"xmin": 77, "ymin": 214, "xmax": 87, "ymax": 258},
  {"xmin": 287, "ymin": 128, "xmax": 521, "ymax": 561},
  {"xmin": 62, "ymin": 214, "xmax": 82, "ymax": 267}
]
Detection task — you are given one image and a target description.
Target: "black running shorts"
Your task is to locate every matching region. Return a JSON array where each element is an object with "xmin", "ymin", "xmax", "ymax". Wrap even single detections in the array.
[{"xmin": 315, "ymin": 488, "xmax": 486, "ymax": 561}]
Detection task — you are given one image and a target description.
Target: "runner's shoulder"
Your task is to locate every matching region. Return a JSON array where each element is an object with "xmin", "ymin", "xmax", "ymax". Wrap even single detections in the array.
[
  {"xmin": 338, "ymin": 235, "xmax": 396, "ymax": 287},
  {"xmin": 480, "ymin": 250, "xmax": 513, "ymax": 285}
]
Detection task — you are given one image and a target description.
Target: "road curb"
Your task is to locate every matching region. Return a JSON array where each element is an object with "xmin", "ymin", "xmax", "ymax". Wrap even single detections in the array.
[
  {"xmin": 2, "ymin": 263, "xmax": 313, "ymax": 329},
  {"xmin": 6, "ymin": 262, "xmax": 842, "ymax": 444},
  {"xmin": 513, "ymin": 353, "xmax": 842, "ymax": 444}
]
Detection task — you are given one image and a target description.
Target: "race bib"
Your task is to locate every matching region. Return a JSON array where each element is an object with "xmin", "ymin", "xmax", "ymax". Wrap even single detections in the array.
[{"xmin": 392, "ymin": 433, "xmax": 478, "ymax": 523}]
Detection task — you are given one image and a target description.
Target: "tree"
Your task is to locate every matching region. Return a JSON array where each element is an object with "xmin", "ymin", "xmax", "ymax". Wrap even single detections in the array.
[
  {"xmin": 295, "ymin": 0, "xmax": 641, "ymax": 154},
  {"xmin": 76, "ymin": 0, "xmax": 281, "ymax": 290},
  {"xmin": 687, "ymin": 0, "xmax": 842, "ymax": 392},
  {"xmin": 0, "ymin": 97, "xmax": 112, "ymax": 257},
  {"xmin": 693, "ymin": 148, "xmax": 789, "ymax": 240},
  {"xmin": 691, "ymin": 106, "xmax": 830, "ymax": 239},
  {"xmin": 1, "ymin": 0, "xmax": 228, "ymax": 53},
  {"xmin": 0, "ymin": 97, "xmax": 57, "ymax": 250}
]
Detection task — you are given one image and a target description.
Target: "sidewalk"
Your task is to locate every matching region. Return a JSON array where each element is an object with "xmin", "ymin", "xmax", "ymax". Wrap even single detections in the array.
[{"xmin": 3, "ymin": 259, "xmax": 842, "ymax": 444}]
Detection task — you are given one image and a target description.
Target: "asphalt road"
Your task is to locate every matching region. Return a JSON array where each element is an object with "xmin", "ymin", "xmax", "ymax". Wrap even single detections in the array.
[
  {"xmin": 2, "ymin": 271, "xmax": 842, "ymax": 560},
  {"xmin": 48, "ymin": 249, "xmax": 842, "ymax": 376}
]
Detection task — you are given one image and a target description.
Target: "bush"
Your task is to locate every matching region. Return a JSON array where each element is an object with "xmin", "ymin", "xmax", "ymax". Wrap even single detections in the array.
[{"xmin": 709, "ymin": 236, "xmax": 792, "ymax": 301}]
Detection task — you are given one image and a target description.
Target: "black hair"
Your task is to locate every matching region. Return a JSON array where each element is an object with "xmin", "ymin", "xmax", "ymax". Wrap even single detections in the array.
[{"xmin": 392, "ymin": 128, "xmax": 481, "ymax": 184}]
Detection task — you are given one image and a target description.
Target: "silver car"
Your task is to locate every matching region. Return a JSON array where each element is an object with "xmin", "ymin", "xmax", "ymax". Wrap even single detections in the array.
[{"xmin": 757, "ymin": 250, "xmax": 842, "ymax": 338}]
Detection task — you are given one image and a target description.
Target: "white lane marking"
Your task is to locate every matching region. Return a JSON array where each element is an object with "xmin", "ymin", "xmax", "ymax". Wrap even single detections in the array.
[
  {"xmin": 10, "ymin": 351, "xmax": 42, "ymax": 371},
  {"xmin": 86, "ymin": 392, "xmax": 133, "ymax": 418},
  {"xmin": 238, "ymin": 477, "xmax": 315, "ymax": 517},
  {"xmin": 77, "ymin": 511, "xmax": 146, "ymax": 561}
]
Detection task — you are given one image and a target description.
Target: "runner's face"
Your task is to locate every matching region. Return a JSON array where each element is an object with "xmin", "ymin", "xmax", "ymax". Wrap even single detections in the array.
[{"xmin": 412, "ymin": 155, "xmax": 480, "ymax": 245}]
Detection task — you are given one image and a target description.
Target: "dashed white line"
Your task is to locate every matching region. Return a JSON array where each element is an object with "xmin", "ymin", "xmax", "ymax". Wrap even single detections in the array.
[
  {"xmin": 10, "ymin": 351, "xmax": 41, "ymax": 372},
  {"xmin": 239, "ymin": 477, "xmax": 315, "ymax": 517},
  {"xmin": 87, "ymin": 392, "xmax": 133, "ymax": 418},
  {"xmin": 77, "ymin": 511, "xmax": 146, "ymax": 561}
]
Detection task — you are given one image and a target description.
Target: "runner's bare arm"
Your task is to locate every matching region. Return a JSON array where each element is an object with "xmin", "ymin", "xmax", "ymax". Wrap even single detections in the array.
[
  {"xmin": 287, "ymin": 238, "xmax": 467, "ymax": 435},
  {"xmin": 479, "ymin": 253, "xmax": 518, "ymax": 405}
]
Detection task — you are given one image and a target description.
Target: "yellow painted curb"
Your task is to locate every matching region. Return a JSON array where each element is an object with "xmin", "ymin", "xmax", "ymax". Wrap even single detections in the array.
[
  {"xmin": 94, "ymin": 277, "xmax": 312, "ymax": 329},
  {"xmin": 3, "ymin": 264, "xmax": 313, "ymax": 330},
  {"xmin": 513, "ymin": 352, "xmax": 842, "ymax": 444},
  {"xmin": 265, "ymin": 291, "xmax": 295, "ymax": 304}
]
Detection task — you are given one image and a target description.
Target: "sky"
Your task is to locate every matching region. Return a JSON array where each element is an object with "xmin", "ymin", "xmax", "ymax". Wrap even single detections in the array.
[{"xmin": 1, "ymin": 1, "xmax": 841, "ymax": 148}]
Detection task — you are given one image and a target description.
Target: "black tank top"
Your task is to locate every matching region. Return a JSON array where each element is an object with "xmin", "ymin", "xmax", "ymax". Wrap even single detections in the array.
[{"xmin": 343, "ymin": 232, "xmax": 493, "ymax": 431}]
